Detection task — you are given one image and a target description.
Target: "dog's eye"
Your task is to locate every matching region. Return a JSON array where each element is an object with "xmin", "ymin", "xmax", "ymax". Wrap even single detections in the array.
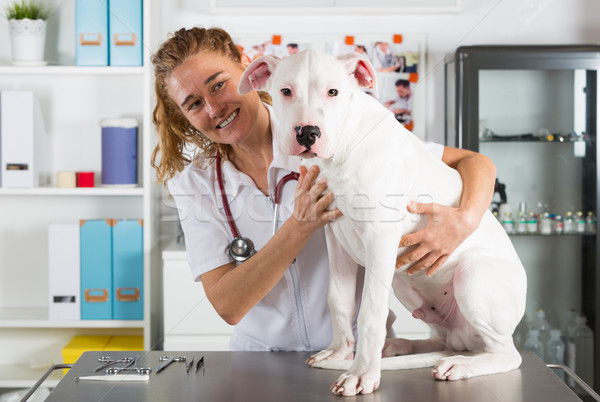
[
  {"xmin": 281, "ymin": 88, "xmax": 292, "ymax": 97},
  {"xmin": 327, "ymin": 89, "xmax": 339, "ymax": 97}
]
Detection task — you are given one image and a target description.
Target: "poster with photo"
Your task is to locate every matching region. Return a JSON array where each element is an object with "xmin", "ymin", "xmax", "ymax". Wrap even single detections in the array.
[
  {"xmin": 231, "ymin": 32, "xmax": 425, "ymax": 138},
  {"xmin": 325, "ymin": 36, "xmax": 420, "ymax": 131},
  {"xmin": 377, "ymin": 73, "xmax": 416, "ymax": 131},
  {"xmin": 233, "ymin": 35, "xmax": 311, "ymax": 60},
  {"xmin": 370, "ymin": 41, "xmax": 419, "ymax": 73}
]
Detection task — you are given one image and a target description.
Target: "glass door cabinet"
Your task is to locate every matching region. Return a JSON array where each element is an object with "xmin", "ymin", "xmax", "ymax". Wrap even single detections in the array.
[{"xmin": 446, "ymin": 45, "xmax": 600, "ymax": 395}]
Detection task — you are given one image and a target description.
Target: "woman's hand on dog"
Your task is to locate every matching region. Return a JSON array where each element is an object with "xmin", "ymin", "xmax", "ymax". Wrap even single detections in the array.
[
  {"xmin": 290, "ymin": 165, "xmax": 342, "ymax": 236},
  {"xmin": 395, "ymin": 201, "xmax": 479, "ymax": 277}
]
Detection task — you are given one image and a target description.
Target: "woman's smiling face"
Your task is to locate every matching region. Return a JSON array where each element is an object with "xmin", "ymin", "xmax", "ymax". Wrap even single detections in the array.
[{"xmin": 166, "ymin": 51, "xmax": 263, "ymax": 146}]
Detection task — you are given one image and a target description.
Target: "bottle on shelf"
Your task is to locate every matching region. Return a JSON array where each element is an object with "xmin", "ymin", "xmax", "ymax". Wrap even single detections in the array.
[
  {"xmin": 553, "ymin": 214, "xmax": 564, "ymax": 235},
  {"xmin": 527, "ymin": 212, "xmax": 538, "ymax": 234},
  {"xmin": 501, "ymin": 212, "xmax": 514, "ymax": 233},
  {"xmin": 576, "ymin": 211, "xmax": 586, "ymax": 233},
  {"xmin": 524, "ymin": 329, "xmax": 544, "ymax": 360},
  {"xmin": 586, "ymin": 211, "xmax": 597, "ymax": 234},
  {"xmin": 516, "ymin": 211, "xmax": 528, "ymax": 234},
  {"xmin": 539, "ymin": 212, "xmax": 552, "ymax": 235},
  {"xmin": 568, "ymin": 314, "xmax": 594, "ymax": 389},
  {"xmin": 529, "ymin": 309, "xmax": 551, "ymax": 358},
  {"xmin": 564, "ymin": 211, "xmax": 575, "ymax": 233},
  {"xmin": 546, "ymin": 329, "xmax": 566, "ymax": 381},
  {"xmin": 561, "ymin": 308, "xmax": 577, "ymax": 346}
]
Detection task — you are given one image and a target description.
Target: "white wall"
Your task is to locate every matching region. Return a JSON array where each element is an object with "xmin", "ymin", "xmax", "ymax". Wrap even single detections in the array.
[{"xmin": 158, "ymin": 0, "xmax": 600, "ymax": 144}]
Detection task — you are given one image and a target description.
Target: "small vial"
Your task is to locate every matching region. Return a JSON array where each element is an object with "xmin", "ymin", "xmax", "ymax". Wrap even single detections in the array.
[
  {"xmin": 502, "ymin": 212, "xmax": 514, "ymax": 234},
  {"xmin": 540, "ymin": 212, "xmax": 552, "ymax": 235},
  {"xmin": 576, "ymin": 211, "xmax": 586, "ymax": 233},
  {"xmin": 516, "ymin": 212, "xmax": 528, "ymax": 234},
  {"xmin": 586, "ymin": 212, "xmax": 597, "ymax": 234},
  {"xmin": 527, "ymin": 212, "xmax": 538, "ymax": 234},
  {"xmin": 553, "ymin": 215, "xmax": 564, "ymax": 235},
  {"xmin": 564, "ymin": 211, "xmax": 575, "ymax": 233}
]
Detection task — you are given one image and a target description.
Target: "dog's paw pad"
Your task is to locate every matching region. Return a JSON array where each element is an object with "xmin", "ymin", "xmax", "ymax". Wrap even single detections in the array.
[
  {"xmin": 331, "ymin": 372, "xmax": 379, "ymax": 396},
  {"xmin": 433, "ymin": 357, "xmax": 470, "ymax": 381}
]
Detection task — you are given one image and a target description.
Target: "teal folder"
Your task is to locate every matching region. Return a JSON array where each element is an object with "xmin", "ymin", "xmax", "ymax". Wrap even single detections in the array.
[
  {"xmin": 112, "ymin": 219, "xmax": 143, "ymax": 320},
  {"xmin": 80, "ymin": 219, "xmax": 113, "ymax": 319}
]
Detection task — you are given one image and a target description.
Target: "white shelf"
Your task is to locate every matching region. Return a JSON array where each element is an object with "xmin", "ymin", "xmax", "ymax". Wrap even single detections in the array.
[
  {"xmin": 0, "ymin": 308, "xmax": 144, "ymax": 329},
  {"xmin": 0, "ymin": 363, "xmax": 62, "ymax": 389},
  {"xmin": 0, "ymin": 186, "xmax": 144, "ymax": 196},
  {"xmin": 0, "ymin": 65, "xmax": 144, "ymax": 75}
]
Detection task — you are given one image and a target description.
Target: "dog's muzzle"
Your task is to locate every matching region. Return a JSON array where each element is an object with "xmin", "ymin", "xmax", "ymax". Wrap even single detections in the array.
[{"xmin": 295, "ymin": 125, "xmax": 321, "ymax": 151}]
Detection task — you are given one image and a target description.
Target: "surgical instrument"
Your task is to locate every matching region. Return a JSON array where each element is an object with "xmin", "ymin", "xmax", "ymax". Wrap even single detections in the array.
[
  {"xmin": 94, "ymin": 356, "xmax": 136, "ymax": 372},
  {"xmin": 186, "ymin": 357, "xmax": 194, "ymax": 373},
  {"xmin": 196, "ymin": 356, "xmax": 205, "ymax": 372},
  {"xmin": 156, "ymin": 355, "xmax": 187, "ymax": 373}
]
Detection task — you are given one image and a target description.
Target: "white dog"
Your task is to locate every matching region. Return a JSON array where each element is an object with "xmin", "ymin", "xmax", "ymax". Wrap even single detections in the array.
[{"xmin": 239, "ymin": 49, "xmax": 527, "ymax": 397}]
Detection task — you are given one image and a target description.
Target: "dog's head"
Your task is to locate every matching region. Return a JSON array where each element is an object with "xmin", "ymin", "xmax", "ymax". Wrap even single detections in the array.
[{"xmin": 239, "ymin": 49, "xmax": 377, "ymax": 159}]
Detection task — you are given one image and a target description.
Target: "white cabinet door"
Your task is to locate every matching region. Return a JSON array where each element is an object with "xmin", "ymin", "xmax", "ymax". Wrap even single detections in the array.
[{"xmin": 162, "ymin": 243, "xmax": 233, "ymax": 351}]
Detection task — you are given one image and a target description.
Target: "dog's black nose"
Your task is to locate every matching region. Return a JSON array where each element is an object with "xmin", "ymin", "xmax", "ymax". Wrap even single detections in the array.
[{"xmin": 295, "ymin": 125, "xmax": 321, "ymax": 150}]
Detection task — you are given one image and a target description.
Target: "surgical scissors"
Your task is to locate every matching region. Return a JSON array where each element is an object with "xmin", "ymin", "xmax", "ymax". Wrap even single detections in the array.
[{"xmin": 94, "ymin": 356, "xmax": 137, "ymax": 372}]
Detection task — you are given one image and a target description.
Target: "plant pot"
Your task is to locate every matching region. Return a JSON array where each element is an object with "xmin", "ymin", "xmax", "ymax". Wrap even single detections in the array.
[{"xmin": 8, "ymin": 18, "xmax": 48, "ymax": 66}]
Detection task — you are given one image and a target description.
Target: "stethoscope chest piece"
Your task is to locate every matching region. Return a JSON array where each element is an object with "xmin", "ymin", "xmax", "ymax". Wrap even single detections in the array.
[{"xmin": 229, "ymin": 237, "xmax": 257, "ymax": 262}]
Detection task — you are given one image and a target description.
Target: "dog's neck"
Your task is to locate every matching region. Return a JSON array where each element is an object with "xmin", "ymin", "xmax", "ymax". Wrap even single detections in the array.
[{"xmin": 331, "ymin": 91, "xmax": 394, "ymax": 166}]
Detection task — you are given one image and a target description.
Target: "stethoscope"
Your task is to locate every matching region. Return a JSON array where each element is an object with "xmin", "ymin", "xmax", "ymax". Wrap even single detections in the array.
[{"xmin": 216, "ymin": 151, "xmax": 299, "ymax": 263}]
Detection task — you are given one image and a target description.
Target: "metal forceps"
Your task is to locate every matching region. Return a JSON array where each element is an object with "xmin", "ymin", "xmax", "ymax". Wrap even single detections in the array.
[
  {"xmin": 94, "ymin": 356, "xmax": 137, "ymax": 372},
  {"xmin": 156, "ymin": 355, "xmax": 187, "ymax": 373}
]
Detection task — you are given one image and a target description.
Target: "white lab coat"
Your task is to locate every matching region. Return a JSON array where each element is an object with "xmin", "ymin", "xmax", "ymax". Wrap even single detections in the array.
[{"xmin": 168, "ymin": 104, "xmax": 443, "ymax": 352}]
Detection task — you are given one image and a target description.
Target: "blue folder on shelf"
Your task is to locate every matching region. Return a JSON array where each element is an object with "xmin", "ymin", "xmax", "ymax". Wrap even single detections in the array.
[
  {"xmin": 112, "ymin": 219, "xmax": 144, "ymax": 320},
  {"xmin": 80, "ymin": 219, "xmax": 113, "ymax": 320},
  {"xmin": 75, "ymin": 0, "xmax": 109, "ymax": 66},
  {"xmin": 109, "ymin": 0, "xmax": 143, "ymax": 66}
]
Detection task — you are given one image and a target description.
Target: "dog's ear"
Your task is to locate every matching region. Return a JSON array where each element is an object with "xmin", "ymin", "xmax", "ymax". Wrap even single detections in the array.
[
  {"xmin": 238, "ymin": 55, "xmax": 280, "ymax": 95},
  {"xmin": 339, "ymin": 53, "xmax": 379, "ymax": 99}
]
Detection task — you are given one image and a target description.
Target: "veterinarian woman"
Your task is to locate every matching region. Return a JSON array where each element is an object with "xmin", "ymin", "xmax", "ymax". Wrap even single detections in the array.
[{"xmin": 151, "ymin": 27, "xmax": 497, "ymax": 352}]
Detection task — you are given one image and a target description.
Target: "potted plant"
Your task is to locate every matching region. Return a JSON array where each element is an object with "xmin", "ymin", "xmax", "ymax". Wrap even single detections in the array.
[{"xmin": 4, "ymin": 0, "xmax": 53, "ymax": 65}]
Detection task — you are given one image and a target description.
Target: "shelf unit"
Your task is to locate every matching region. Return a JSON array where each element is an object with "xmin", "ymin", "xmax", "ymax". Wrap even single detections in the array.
[
  {"xmin": 446, "ymin": 45, "xmax": 600, "ymax": 390},
  {"xmin": 0, "ymin": 0, "xmax": 162, "ymax": 390}
]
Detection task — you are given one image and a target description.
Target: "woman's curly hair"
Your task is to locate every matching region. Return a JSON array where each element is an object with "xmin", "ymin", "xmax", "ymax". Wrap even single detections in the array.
[{"xmin": 150, "ymin": 26, "xmax": 270, "ymax": 183}]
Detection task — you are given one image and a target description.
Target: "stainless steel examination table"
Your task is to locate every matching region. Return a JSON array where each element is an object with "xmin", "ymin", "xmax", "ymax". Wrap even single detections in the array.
[{"xmin": 39, "ymin": 351, "xmax": 583, "ymax": 401}]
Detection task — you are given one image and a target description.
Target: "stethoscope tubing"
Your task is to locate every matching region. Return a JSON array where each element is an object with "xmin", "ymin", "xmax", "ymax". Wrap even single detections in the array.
[{"xmin": 216, "ymin": 150, "xmax": 299, "ymax": 262}]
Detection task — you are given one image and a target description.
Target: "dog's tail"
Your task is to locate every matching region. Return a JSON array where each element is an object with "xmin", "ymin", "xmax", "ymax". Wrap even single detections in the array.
[{"xmin": 310, "ymin": 351, "xmax": 454, "ymax": 371}]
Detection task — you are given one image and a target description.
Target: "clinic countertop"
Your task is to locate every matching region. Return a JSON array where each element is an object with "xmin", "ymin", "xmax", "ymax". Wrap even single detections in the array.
[{"xmin": 45, "ymin": 351, "xmax": 582, "ymax": 402}]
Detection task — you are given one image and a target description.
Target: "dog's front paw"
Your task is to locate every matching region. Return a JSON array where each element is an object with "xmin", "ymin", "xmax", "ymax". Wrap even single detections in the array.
[
  {"xmin": 331, "ymin": 371, "xmax": 380, "ymax": 396},
  {"xmin": 432, "ymin": 356, "xmax": 471, "ymax": 381}
]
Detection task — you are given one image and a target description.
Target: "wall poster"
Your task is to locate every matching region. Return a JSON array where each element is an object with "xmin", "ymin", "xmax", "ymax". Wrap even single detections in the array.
[{"xmin": 233, "ymin": 33, "xmax": 426, "ymax": 139}]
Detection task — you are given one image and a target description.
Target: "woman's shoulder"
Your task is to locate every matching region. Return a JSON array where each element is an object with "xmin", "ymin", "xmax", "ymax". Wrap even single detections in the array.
[{"xmin": 168, "ymin": 157, "xmax": 216, "ymax": 194}]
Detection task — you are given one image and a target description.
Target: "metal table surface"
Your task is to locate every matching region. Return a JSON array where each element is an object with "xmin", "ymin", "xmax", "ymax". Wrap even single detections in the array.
[{"xmin": 46, "ymin": 351, "xmax": 582, "ymax": 402}]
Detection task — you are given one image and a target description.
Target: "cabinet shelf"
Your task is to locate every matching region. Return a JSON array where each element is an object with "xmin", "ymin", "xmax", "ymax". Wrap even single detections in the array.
[
  {"xmin": 480, "ymin": 135, "xmax": 585, "ymax": 143},
  {"xmin": 508, "ymin": 232, "xmax": 595, "ymax": 237},
  {"xmin": 0, "ymin": 186, "xmax": 144, "ymax": 196},
  {"xmin": 0, "ymin": 308, "xmax": 144, "ymax": 329},
  {"xmin": 0, "ymin": 65, "xmax": 144, "ymax": 75}
]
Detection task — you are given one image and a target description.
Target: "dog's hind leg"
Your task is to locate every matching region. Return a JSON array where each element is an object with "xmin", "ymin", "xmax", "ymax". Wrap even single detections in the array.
[
  {"xmin": 432, "ymin": 254, "xmax": 526, "ymax": 380},
  {"xmin": 307, "ymin": 226, "xmax": 358, "ymax": 365}
]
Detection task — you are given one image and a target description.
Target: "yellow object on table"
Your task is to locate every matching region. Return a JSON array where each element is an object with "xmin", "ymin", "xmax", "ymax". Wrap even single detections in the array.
[{"xmin": 62, "ymin": 335, "xmax": 143, "ymax": 375}]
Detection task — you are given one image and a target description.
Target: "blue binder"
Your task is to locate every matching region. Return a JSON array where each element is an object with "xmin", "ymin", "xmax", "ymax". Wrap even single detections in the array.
[
  {"xmin": 75, "ymin": 0, "xmax": 109, "ymax": 66},
  {"xmin": 112, "ymin": 219, "xmax": 143, "ymax": 320},
  {"xmin": 109, "ymin": 0, "xmax": 143, "ymax": 66},
  {"xmin": 80, "ymin": 219, "xmax": 113, "ymax": 319}
]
